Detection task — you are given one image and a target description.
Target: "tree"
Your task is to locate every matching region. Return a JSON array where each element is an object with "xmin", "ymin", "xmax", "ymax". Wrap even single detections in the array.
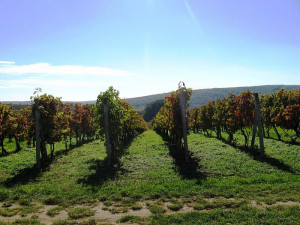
[
  {"xmin": 96, "ymin": 87, "xmax": 123, "ymax": 158},
  {"xmin": 9, "ymin": 110, "xmax": 27, "ymax": 151},
  {"xmin": 153, "ymin": 83, "xmax": 192, "ymax": 157},
  {"xmin": 96, "ymin": 87, "xmax": 147, "ymax": 164},
  {"xmin": 141, "ymin": 99, "xmax": 164, "ymax": 122},
  {"xmin": 32, "ymin": 93, "xmax": 63, "ymax": 166},
  {"xmin": 0, "ymin": 104, "xmax": 12, "ymax": 155},
  {"xmin": 274, "ymin": 89, "xmax": 300, "ymax": 142}
]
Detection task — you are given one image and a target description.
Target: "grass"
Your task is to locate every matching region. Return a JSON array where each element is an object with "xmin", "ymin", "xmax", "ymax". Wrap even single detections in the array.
[
  {"xmin": 47, "ymin": 206, "xmax": 64, "ymax": 217},
  {"xmin": 147, "ymin": 206, "xmax": 300, "ymax": 225},
  {"xmin": 0, "ymin": 219, "xmax": 43, "ymax": 225},
  {"xmin": 117, "ymin": 215, "xmax": 142, "ymax": 223},
  {"xmin": 131, "ymin": 203, "xmax": 143, "ymax": 210},
  {"xmin": 0, "ymin": 130, "xmax": 299, "ymax": 224},
  {"xmin": 68, "ymin": 207, "xmax": 95, "ymax": 219},
  {"xmin": 0, "ymin": 205, "xmax": 40, "ymax": 218},
  {"xmin": 147, "ymin": 204, "xmax": 166, "ymax": 214}
]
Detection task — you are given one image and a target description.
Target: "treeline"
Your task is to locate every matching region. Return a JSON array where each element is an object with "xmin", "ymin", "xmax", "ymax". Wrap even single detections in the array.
[
  {"xmin": 0, "ymin": 87, "xmax": 147, "ymax": 167},
  {"xmin": 152, "ymin": 88, "xmax": 300, "ymax": 153},
  {"xmin": 0, "ymin": 95, "xmax": 97, "ymax": 156}
]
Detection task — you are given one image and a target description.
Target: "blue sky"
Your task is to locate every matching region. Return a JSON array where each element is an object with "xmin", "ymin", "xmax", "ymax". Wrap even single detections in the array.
[{"xmin": 1, "ymin": 0, "xmax": 299, "ymax": 101}]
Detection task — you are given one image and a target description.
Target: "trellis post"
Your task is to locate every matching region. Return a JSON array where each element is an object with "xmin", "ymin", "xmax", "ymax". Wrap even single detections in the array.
[
  {"xmin": 34, "ymin": 101, "xmax": 41, "ymax": 169},
  {"xmin": 179, "ymin": 91, "xmax": 189, "ymax": 162},
  {"xmin": 251, "ymin": 93, "xmax": 265, "ymax": 156},
  {"xmin": 104, "ymin": 100, "xmax": 112, "ymax": 166}
]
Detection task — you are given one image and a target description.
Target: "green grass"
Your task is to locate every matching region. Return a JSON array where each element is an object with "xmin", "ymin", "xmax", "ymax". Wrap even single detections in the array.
[
  {"xmin": 117, "ymin": 215, "xmax": 142, "ymax": 223},
  {"xmin": 47, "ymin": 206, "xmax": 64, "ymax": 217},
  {"xmin": 0, "ymin": 219, "xmax": 43, "ymax": 225},
  {"xmin": 0, "ymin": 205, "xmax": 40, "ymax": 217},
  {"xmin": 147, "ymin": 206, "xmax": 300, "ymax": 225},
  {"xmin": 147, "ymin": 203, "xmax": 166, "ymax": 214},
  {"xmin": 0, "ymin": 130, "xmax": 299, "ymax": 224},
  {"xmin": 131, "ymin": 203, "xmax": 143, "ymax": 210},
  {"xmin": 68, "ymin": 207, "xmax": 95, "ymax": 219}
]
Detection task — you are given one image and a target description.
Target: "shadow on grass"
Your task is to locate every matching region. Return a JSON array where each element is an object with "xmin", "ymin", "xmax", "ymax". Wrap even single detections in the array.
[
  {"xmin": 77, "ymin": 158, "xmax": 128, "ymax": 187},
  {"xmin": 2, "ymin": 140, "xmax": 90, "ymax": 187},
  {"xmin": 0, "ymin": 147, "xmax": 24, "ymax": 158},
  {"xmin": 3, "ymin": 165, "xmax": 41, "ymax": 187},
  {"xmin": 265, "ymin": 136, "xmax": 300, "ymax": 146},
  {"xmin": 77, "ymin": 135, "xmax": 138, "ymax": 187},
  {"xmin": 220, "ymin": 138, "xmax": 297, "ymax": 174},
  {"xmin": 160, "ymin": 134, "xmax": 206, "ymax": 180}
]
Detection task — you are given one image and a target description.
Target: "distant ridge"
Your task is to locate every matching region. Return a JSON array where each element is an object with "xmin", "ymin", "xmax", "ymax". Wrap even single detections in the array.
[
  {"xmin": 126, "ymin": 85, "xmax": 300, "ymax": 110},
  {"xmin": 1, "ymin": 85, "xmax": 299, "ymax": 110}
]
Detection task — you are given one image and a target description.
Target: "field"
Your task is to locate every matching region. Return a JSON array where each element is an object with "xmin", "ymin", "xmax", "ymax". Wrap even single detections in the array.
[{"xmin": 0, "ymin": 130, "xmax": 299, "ymax": 224}]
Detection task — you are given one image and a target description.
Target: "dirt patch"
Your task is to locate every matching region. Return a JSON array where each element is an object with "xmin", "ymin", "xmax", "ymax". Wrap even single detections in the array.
[
  {"xmin": 250, "ymin": 200, "xmax": 300, "ymax": 209},
  {"xmin": 1, "ymin": 199, "xmax": 299, "ymax": 224}
]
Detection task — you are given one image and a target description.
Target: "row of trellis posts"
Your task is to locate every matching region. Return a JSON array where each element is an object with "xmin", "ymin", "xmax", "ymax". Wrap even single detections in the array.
[
  {"xmin": 177, "ymin": 91, "xmax": 265, "ymax": 162},
  {"xmin": 33, "ymin": 93, "xmax": 265, "ymax": 168}
]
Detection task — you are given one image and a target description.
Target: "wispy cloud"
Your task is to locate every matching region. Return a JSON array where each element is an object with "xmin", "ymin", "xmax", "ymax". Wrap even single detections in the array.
[
  {"xmin": 0, "ymin": 62, "xmax": 140, "ymax": 77},
  {"xmin": 0, "ymin": 78, "xmax": 95, "ymax": 89},
  {"xmin": 0, "ymin": 61, "xmax": 15, "ymax": 65}
]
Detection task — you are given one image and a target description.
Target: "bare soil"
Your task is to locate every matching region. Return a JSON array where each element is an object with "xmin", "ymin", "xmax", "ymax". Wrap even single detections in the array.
[{"xmin": 1, "ymin": 199, "xmax": 299, "ymax": 224}]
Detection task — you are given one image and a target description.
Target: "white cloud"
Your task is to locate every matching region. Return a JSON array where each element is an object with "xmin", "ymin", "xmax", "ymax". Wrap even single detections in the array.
[
  {"xmin": 0, "ymin": 62, "xmax": 140, "ymax": 77},
  {"xmin": 0, "ymin": 78, "xmax": 96, "ymax": 89},
  {"xmin": 0, "ymin": 61, "xmax": 15, "ymax": 65}
]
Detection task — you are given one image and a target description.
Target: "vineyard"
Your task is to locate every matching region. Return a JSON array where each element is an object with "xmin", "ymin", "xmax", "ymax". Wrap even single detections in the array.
[{"xmin": 0, "ymin": 86, "xmax": 299, "ymax": 224}]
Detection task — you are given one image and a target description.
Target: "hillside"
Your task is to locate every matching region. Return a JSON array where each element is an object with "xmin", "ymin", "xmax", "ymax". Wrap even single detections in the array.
[
  {"xmin": 126, "ymin": 84, "xmax": 300, "ymax": 110},
  {"xmin": 2, "ymin": 85, "xmax": 299, "ymax": 110}
]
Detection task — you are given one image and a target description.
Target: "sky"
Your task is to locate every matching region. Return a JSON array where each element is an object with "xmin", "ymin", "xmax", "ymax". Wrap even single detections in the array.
[{"xmin": 0, "ymin": 0, "xmax": 300, "ymax": 101}]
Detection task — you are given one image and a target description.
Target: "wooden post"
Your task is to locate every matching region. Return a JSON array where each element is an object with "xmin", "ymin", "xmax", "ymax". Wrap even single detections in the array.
[
  {"xmin": 252, "ymin": 93, "xmax": 265, "ymax": 156},
  {"xmin": 251, "ymin": 110, "xmax": 258, "ymax": 149},
  {"xmin": 179, "ymin": 92, "xmax": 189, "ymax": 162},
  {"xmin": 104, "ymin": 101, "xmax": 112, "ymax": 166},
  {"xmin": 34, "ymin": 101, "xmax": 41, "ymax": 169}
]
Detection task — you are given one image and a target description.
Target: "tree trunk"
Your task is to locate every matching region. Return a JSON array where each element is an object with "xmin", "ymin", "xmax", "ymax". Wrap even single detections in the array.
[
  {"xmin": 40, "ymin": 140, "xmax": 48, "ymax": 165},
  {"xmin": 51, "ymin": 144, "xmax": 54, "ymax": 158},
  {"xmin": 65, "ymin": 138, "xmax": 68, "ymax": 151},
  {"xmin": 76, "ymin": 132, "xmax": 78, "ymax": 146},
  {"xmin": 69, "ymin": 136, "xmax": 72, "ymax": 149},
  {"xmin": 1, "ymin": 137, "xmax": 7, "ymax": 155},
  {"xmin": 79, "ymin": 130, "xmax": 82, "ymax": 144},
  {"xmin": 82, "ymin": 133, "xmax": 85, "ymax": 144},
  {"xmin": 267, "ymin": 128, "xmax": 270, "ymax": 138},
  {"xmin": 14, "ymin": 136, "xmax": 21, "ymax": 152},
  {"xmin": 241, "ymin": 129, "xmax": 248, "ymax": 148},
  {"xmin": 273, "ymin": 125, "xmax": 281, "ymax": 141}
]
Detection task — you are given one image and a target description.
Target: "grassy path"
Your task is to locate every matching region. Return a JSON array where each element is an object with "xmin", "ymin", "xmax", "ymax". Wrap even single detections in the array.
[{"xmin": 0, "ymin": 130, "xmax": 299, "ymax": 224}]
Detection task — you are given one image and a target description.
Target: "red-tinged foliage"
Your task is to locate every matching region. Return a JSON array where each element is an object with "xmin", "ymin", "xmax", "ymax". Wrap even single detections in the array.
[
  {"xmin": 0, "ymin": 104, "xmax": 12, "ymax": 155},
  {"xmin": 188, "ymin": 88, "xmax": 299, "ymax": 145},
  {"xmin": 260, "ymin": 89, "xmax": 300, "ymax": 142},
  {"xmin": 188, "ymin": 90, "xmax": 254, "ymax": 146},
  {"xmin": 152, "ymin": 84, "xmax": 192, "ymax": 153},
  {"xmin": 273, "ymin": 89, "xmax": 300, "ymax": 142}
]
